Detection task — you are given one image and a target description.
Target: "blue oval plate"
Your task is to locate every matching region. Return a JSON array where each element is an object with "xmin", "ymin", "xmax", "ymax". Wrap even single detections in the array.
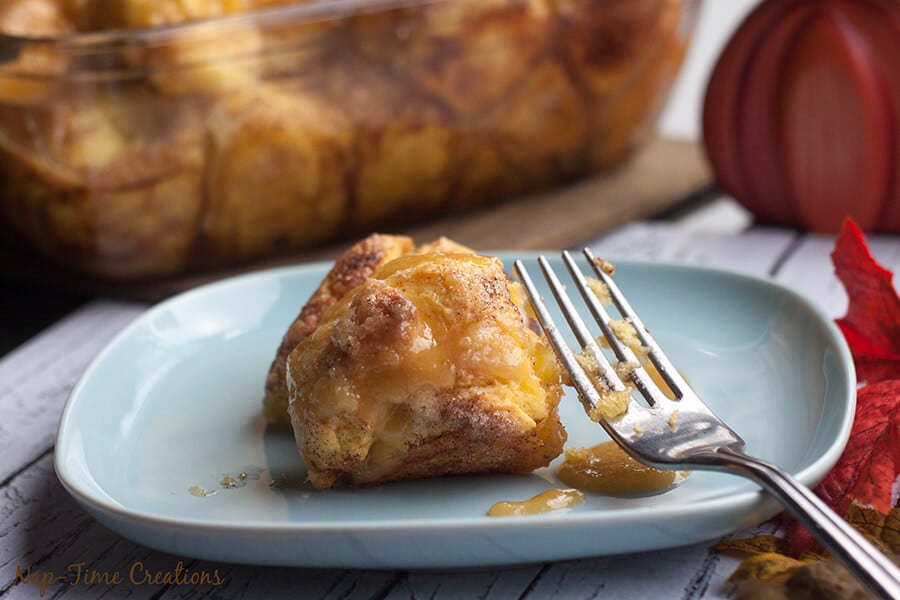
[{"xmin": 55, "ymin": 254, "xmax": 855, "ymax": 568}]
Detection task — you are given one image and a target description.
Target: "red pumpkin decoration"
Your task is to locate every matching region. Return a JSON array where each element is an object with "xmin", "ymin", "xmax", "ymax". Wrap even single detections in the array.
[{"xmin": 702, "ymin": 0, "xmax": 900, "ymax": 232}]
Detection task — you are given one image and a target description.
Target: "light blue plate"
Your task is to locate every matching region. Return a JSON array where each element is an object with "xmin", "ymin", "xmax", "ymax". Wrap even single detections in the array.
[{"xmin": 55, "ymin": 254, "xmax": 855, "ymax": 569}]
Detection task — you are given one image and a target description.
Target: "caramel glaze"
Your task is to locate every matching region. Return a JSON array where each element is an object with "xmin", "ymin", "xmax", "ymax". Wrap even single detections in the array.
[
  {"xmin": 488, "ymin": 488, "xmax": 585, "ymax": 517},
  {"xmin": 487, "ymin": 440, "xmax": 686, "ymax": 516},
  {"xmin": 557, "ymin": 441, "xmax": 680, "ymax": 495}
]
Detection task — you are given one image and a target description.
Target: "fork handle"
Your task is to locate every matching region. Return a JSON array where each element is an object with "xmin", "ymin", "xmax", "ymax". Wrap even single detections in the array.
[{"xmin": 720, "ymin": 448, "xmax": 900, "ymax": 599}]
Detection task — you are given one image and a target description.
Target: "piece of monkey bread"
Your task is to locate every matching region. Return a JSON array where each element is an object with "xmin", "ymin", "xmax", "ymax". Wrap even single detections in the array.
[{"xmin": 282, "ymin": 235, "xmax": 566, "ymax": 489}]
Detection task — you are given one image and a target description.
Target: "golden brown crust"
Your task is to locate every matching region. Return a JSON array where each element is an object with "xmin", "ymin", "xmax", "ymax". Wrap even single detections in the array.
[
  {"xmin": 262, "ymin": 233, "xmax": 413, "ymax": 423},
  {"xmin": 285, "ymin": 247, "xmax": 565, "ymax": 489}
]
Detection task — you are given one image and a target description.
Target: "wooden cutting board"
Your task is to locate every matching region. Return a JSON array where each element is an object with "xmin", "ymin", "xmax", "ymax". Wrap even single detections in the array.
[{"xmin": 2, "ymin": 137, "xmax": 712, "ymax": 301}]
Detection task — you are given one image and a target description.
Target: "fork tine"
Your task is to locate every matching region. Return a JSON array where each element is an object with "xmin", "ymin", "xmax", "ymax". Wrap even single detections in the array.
[
  {"xmin": 536, "ymin": 256, "xmax": 596, "ymax": 354},
  {"xmin": 582, "ymin": 247, "xmax": 687, "ymax": 399},
  {"xmin": 561, "ymin": 250, "xmax": 670, "ymax": 408},
  {"xmin": 512, "ymin": 259, "xmax": 626, "ymax": 418}
]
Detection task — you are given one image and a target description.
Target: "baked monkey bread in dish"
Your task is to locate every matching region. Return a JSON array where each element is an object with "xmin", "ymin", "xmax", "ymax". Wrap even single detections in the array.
[{"xmin": 270, "ymin": 234, "xmax": 566, "ymax": 489}]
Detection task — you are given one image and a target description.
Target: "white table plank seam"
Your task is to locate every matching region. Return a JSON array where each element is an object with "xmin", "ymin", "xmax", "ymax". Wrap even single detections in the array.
[
  {"xmin": 513, "ymin": 565, "xmax": 548, "ymax": 600},
  {"xmin": 763, "ymin": 232, "xmax": 804, "ymax": 278},
  {"xmin": 0, "ymin": 447, "xmax": 52, "ymax": 493},
  {"xmin": 681, "ymin": 548, "xmax": 720, "ymax": 599},
  {"xmin": 346, "ymin": 573, "xmax": 401, "ymax": 600}
]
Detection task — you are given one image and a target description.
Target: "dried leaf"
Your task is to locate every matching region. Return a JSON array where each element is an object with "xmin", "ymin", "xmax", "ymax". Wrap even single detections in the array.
[
  {"xmin": 785, "ymin": 555, "xmax": 898, "ymax": 600},
  {"xmin": 731, "ymin": 581, "xmax": 790, "ymax": 600},
  {"xmin": 831, "ymin": 219, "xmax": 900, "ymax": 384},
  {"xmin": 883, "ymin": 507, "xmax": 900, "ymax": 553},
  {"xmin": 715, "ymin": 534, "xmax": 787, "ymax": 556},
  {"xmin": 845, "ymin": 503, "xmax": 891, "ymax": 554},
  {"xmin": 726, "ymin": 553, "xmax": 810, "ymax": 583},
  {"xmin": 846, "ymin": 502, "xmax": 887, "ymax": 536}
]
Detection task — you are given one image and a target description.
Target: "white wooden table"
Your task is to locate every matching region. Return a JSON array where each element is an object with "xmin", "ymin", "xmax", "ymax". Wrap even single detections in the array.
[{"xmin": 3, "ymin": 201, "xmax": 899, "ymax": 599}]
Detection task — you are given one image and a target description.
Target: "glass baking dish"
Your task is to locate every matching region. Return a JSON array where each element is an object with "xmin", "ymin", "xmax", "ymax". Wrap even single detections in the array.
[{"xmin": 0, "ymin": 0, "xmax": 697, "ymax": 279}]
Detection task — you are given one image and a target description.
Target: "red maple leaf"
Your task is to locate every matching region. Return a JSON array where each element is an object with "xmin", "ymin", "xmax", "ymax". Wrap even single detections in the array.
[
  {"xmin": 848, "ymin": 384, "xmax": 900, "ymax": 513},
  {"xmin": 786, "ymin": 380, "xmax": 900, "ymax": 556},
  {"xmin": 786, "ymin": 221, "xmax": 900, "ymax": 557},
  {"xmin": 831, "ymin": 219, "xmax": 900, "ymax": 384}
]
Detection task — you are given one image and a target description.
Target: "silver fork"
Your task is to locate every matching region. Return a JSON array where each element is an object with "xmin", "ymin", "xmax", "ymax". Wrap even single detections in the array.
[{"xmin": 513, "ymin": 248, "xmax": 900, "ymax": 600}]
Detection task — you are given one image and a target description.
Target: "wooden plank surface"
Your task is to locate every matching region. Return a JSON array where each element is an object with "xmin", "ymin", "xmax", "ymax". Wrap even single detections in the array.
[
  {"xmin": 399, "ymin": 137, "xmax": 712, "ymax": 252},
  {"xmin": 0, "ymin": 137, "xmax": 712, "ymax": 302}
]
